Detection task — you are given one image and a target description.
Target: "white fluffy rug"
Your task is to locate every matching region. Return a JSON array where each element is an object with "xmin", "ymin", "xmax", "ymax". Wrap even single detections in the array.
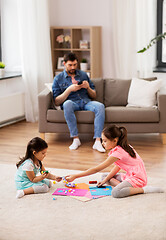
[{"xmin": 0, "ymin": 163, "xmax": 166, "ymax": 240}]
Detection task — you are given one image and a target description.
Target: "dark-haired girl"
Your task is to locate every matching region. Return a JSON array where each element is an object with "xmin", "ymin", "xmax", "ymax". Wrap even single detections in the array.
[
  {"xmin": 66, "ymin": 125, "xmax": 164, "ymax": 198},
  {"xmin": 15, "ymin": 137, "xmax": 62, "ymax": 199}
]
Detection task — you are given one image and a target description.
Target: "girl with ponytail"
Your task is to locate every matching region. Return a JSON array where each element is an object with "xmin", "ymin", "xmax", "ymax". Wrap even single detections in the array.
[{"xmin": 66, "ymin": 125, "xmax": 164, "ymax": 198}]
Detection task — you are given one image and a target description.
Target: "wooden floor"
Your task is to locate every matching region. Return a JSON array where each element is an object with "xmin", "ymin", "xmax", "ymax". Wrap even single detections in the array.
[{"xmin": 0, "ymin": 120, "xmax": 166, "ymax": 178}]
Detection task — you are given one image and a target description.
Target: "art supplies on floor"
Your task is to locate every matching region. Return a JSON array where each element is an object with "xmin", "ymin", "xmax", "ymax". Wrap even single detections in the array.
[{"xmin": 52, "ymin": 181, "xmax": 112, "ymax": 202}]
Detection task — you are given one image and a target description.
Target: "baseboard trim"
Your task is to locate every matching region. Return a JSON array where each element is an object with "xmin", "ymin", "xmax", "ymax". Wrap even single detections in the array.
[{"xmin": 0, "ymin": 116, "xmax": 25, "ymax": 128}]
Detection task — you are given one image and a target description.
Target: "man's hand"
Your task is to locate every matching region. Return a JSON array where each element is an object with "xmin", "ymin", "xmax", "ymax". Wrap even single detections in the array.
[
  {"xmin": 81, "ymin": 80, "xmax": 90, "ymax": 89},
  {"xmin": 68, "ymin": 84, "xmax": 82, "ymax": 92},
  {"xmin": 54, "ymin": 83, "xmax": 82, "ymax": 106}
]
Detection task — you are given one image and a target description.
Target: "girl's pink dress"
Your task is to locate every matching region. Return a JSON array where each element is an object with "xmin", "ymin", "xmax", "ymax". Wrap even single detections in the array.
[{"xmin": 109, "ymin": 146, "xmax": 147, "ymax": 188}]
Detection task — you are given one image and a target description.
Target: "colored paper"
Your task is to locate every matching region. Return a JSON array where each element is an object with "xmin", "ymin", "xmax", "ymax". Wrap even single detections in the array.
[
  {"xmin": 89, "ymin": 186, "xmax": 112, "ymax": 196},
  {"xmin": 52, "ymin": 188, "xmax": 88, "ymax": 197},
  {"xmin": 52, "ymin": 183, "xmax": 112, "ymax": 201},
  {"xmin": 67, "ymin": 183, "xmax": 89, "ymax": 190},
  {"xmin": 75, "ymin": 183, "xmax": 90, "ymax": 190}
]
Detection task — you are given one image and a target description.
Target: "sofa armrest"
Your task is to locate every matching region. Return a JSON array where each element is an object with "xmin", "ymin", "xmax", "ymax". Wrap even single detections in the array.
[
  {"xmin": 38, "ymin": 88, "xmax": 52, "ymax": 133},
  {"xmin": 158, "ymin": 87, "xmax": 166, "ymax": 132}
]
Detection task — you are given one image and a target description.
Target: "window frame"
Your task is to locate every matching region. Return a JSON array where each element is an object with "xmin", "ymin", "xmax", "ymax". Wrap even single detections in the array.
[
  {"xmin": 156, "ymin": 0, "xmax": 166, "ymax": 68},
  {"xmin": 0, "ymin": 8, "xmax": 1, "ymax": 61}
]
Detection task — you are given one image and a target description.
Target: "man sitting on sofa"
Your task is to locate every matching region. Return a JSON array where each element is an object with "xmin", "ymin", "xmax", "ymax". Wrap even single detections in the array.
[{"xmin": 52, "ymin": 52, "xmax": 105, "ymax": 152}]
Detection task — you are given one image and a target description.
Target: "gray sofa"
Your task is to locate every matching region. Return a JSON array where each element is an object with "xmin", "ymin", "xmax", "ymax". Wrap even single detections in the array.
[{"xmin": 38, "ymin": 78, "xmax": 166, "ymax": 144}]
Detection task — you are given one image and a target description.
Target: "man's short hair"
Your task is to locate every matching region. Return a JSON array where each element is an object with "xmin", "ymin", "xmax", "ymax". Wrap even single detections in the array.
[{"xmin": 63, "ymin": 52, "xmax": 78, "ymax": 62}]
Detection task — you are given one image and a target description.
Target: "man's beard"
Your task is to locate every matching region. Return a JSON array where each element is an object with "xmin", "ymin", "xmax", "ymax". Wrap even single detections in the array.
[{"xmin": 68, "ymin": 69, "xmax": 76, "ymax": 74}]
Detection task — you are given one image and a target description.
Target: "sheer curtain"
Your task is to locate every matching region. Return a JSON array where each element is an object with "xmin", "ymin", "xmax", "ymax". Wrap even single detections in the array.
[
  {"xmin": 17, "ymin": 0, "xmax": 53, "ymax": 122},
  {"xmin": 136, "ymin": 0, "xmax": 157, "ymax": 78},
  {"xmin": 110, "ymin": 0, "xmax": 157, "ymax": 79}
]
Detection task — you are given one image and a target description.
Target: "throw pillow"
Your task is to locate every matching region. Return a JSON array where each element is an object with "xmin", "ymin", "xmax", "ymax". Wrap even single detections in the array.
[
  {"xmin": 44, "ymin": 83, "xmax": 61, "ymax": 110},
  {"xmin": 45, "ymin": 83, "xmax": 53, "ymax": 92},
  {"xmin": 127, "ymin": 78, "xmax": 162, "ymax": 107}
]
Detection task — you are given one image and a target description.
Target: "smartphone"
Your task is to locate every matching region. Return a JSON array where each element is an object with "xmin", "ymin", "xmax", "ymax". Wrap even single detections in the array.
[{"xmin": 77, "ymin": 80, "xmax": 83, "ymax": 85}]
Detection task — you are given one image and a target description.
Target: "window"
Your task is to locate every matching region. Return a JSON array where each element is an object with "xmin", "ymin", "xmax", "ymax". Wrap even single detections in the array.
[
  {"xmin": 0, "ymin": 1, "xmax": 1, "ymax": 61},
  {"xmin": 0, "ymin": 18, "xmax": 1, "ymax": 61},
  {"xmin": 156, "ymin": 0, "xmax": 166, "ymax": 69},
  {"xmin": 0, "ymin": 0, "xmax": 21, "ymax": 73}
]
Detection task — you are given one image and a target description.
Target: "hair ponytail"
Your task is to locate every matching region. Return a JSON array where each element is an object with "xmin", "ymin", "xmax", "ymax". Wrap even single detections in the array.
[
  {"xmin": 118, "ymin": 127, "xmax": 136, "ymax": 158},
  {"xmin": 103, "ymin": 125, "xmax": 136, "ymax": 158}
]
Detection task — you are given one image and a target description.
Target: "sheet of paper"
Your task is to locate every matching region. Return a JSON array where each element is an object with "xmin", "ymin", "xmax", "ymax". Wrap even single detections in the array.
[
  {"xmin": 67, "ymin": 183, "xmax": 89, "ymax": 190},
  {"xmin": 52, "ymin": 188, "xmax": 88, "ymax": 197},
  {"xmin": 70, "ymin": 189, "xmax": 107, "ymax": 202},
  {"xmin": 89, "ymin": 186, "xmax": 112, "ymax": 196}
]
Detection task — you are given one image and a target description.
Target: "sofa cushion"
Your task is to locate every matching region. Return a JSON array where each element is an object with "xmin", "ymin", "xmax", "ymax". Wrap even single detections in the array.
[
  {"xmin": 127, "ymin": 78, "xmax": 162, "ymax": 107},
  {"xmin": 104, "ymin": 79, "xmax": 131, "ymax": 107},
  {"xmin": 47, "ymin": 109, "xmax": 95, "ymax": 123},
  {"xmin": 91, "ymin": 78, "xmax": 104, "ymax": 103},
  {"xmin": 105, "ymin": 106, "xmax": 159, "ymax": 123}
]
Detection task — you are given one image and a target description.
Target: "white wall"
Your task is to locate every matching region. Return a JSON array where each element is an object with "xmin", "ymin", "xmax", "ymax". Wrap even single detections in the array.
[
  {"xmin": 2, "ymin": 0, "xmax": 166, "ymax": 82},
  {"xmin": 153, "ymin": 72, "xmax": 166, "ymax": 88},
  {"xmin": 48, "ymin": 0, "xmax": 114, "ymax": 78}
]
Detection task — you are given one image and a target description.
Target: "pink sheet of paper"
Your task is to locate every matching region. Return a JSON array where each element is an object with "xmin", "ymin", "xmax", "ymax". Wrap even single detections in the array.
[{"xmin": 52, "ymin": 188, "xmax": 88, "ymax": 197}]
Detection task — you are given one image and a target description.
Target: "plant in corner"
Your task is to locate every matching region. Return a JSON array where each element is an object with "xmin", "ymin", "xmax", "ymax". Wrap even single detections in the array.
[{"xmin": 0, "ymin": 62, "xmax": 5, "ymax": 76}]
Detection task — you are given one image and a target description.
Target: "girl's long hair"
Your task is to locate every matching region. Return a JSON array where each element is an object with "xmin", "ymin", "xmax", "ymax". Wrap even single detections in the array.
[
  {"xmin": 102, "ymin": 125, "xmax": 136, "ymax": 158},
  {"xmin": 16, "ymin": 137, "xmax": 48, "ymax": 169}
]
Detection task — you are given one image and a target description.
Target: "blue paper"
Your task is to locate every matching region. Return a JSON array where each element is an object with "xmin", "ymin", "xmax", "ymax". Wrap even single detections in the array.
[{"xmin": 89, "ymin": 186, "xmax": 112, "ymax": 196}]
